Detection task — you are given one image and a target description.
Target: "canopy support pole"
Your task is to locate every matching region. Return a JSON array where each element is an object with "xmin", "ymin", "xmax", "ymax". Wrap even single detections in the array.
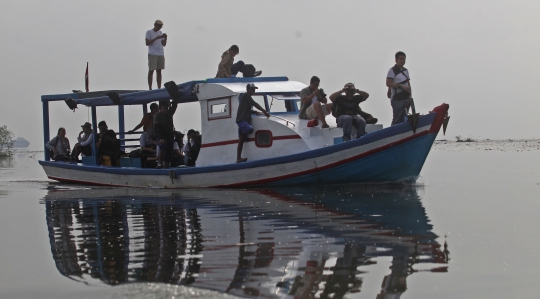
[
  {"xmin": 118, "ymin": 104, "xmax": 125, "ymax": 146},
  {"xmin": 91, "ymin": 106, "xmax": 98, "ymax": 161},
  {"xmin": 42, "ymin": 101, "xmax": 50, "ymax": 161}
]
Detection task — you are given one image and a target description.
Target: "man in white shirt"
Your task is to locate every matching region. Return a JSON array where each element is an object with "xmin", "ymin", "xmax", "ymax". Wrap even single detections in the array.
[
  {"xmin": 386, "ymin": 51, "xmax": 412, "ymax": 125},
  {"xmin": 70, "ymin": 122, "xmax": 93, "ymax": 161},
  {"xmin": 146, "ymin": 20, "xmax": 167, "ymax": 90}
]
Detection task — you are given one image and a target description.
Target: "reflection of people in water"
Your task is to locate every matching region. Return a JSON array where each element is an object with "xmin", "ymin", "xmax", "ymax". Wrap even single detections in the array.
[{"xmin": 44, "ymin": 186, "xmax": 450, "ymax": 297}]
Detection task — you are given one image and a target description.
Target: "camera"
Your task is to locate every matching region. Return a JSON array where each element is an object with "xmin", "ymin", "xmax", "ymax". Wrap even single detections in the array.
[{"xmin": 318, "ymin": 88, "xmax": 326, "ymax": 97}]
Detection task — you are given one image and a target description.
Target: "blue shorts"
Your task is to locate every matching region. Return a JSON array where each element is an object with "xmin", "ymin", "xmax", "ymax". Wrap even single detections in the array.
[{"xmin": 237, "ymin": 120, "xmax": 253, "ymax": 137}]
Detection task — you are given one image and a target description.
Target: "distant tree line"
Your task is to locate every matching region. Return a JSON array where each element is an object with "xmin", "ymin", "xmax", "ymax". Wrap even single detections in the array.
[{"xmin": 0, "ymin": 125, "xmax": 14, "ymax": 157}]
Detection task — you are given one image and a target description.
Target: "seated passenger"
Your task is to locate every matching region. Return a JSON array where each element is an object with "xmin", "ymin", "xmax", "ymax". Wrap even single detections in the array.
[
  {"xmin": 329, "ymin": 83, "xmax": 372, "ymax": 142},
  {"xmin": 96, "ymin": 121, "xmax": 121, "ymax": 166},
  {"xmin": 46, "ymin": 127, "xmax": 71, "ymax": 161},
  {"xmin": 70, "ymin": 122, "xmax": 93, "ymax": 161},
  {"xmin": 186, "ymin": 131, "xmax": 201, "ymax": 167},
  {"xmin": 139, "ymin": 127, "xmax": 158, "ymax": 168},
  {"xmin": 215, "ymin": 45, "xmax": 262, "ymax": 78},
  {"xmin": 299, "ymin": 76, "xmax": 332, "ymax": 128},
  {"xmin": 173, "ymin": 131, "xmax": 185, "ymax": 166},
  {"xmin": 183, "ymin": 129, "xmax": 195, "ymax": 165}
]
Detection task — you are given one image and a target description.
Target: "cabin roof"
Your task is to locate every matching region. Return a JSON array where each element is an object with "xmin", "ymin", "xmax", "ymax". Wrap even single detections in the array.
[{"xmin": 40, "ymin": 77, "xmax": 304, "ymax": 107}]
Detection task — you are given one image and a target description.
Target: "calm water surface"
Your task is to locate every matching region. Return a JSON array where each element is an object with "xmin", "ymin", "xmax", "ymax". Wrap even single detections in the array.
[{"xmin": 0, "ymin": 142, "xmax": 539, "ymax": 299}]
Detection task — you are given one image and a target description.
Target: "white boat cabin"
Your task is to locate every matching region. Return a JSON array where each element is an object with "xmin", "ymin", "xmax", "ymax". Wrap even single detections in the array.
[{"xmin": 196, "ymin": 77, "xmax": 382, "ymax": 167}]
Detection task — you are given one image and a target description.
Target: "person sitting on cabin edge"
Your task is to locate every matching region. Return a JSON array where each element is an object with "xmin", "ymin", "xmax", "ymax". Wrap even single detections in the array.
[
  {"xmin": 236, "ymin": 83, "xmax": 270, "ymax": 163},
  {"xmin": 329, "ymin": 83, "xmax": 371, "ymax": 142},
  {"xmin": 129, "ymin": 103, "xmax": 159, "ymax": 133},
  {"xmin": 386, "ymin": 51, "xmax": 412, "ymax": 125},
  {"xmin": 153, "ymin": 99, "xmax": 178, "ymax": 169},
  {"xmin": 96, "ymin": 121, "xmax": 121, "ymax": 166},
  {"xmin": 215, "ymin": 45, "xmax": 262, "ymax": 78},
  {"xmin": 46, "ymin": 127, "xmax": 71, "ymax": 161},
  {"xmin": 299, "ymin": 76, "xmax": 332, "ymax": 128},
  {"xmin": 70, "ymin": 122, "xmax": 93, "ymax": 161}
]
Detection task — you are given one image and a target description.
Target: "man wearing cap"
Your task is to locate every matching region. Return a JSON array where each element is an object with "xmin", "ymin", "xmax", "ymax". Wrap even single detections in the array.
[
  {"xmin": 236, "ymin": 83, "xmax": 270, "ymax": 163},
  {"xmin": 299, "ymin": 76, "xmax": 332, "ymax": 128},
  {"xmin": 146, "ymin": 20, "xmax": 167, "ymax": 90},
  {"xmin": 153, "ymin": 100, "xmax": 178, "ymax": 168},
  {"xmin": 386, "ymin": 51, "xmax": 412, "ymax": 125},
  {"xmin": 329, "ymin": 83, "xmax": 373, "ymax": 141},
  {"xmin": 70, "ymin": 122, "xmax": 93, "ymax": 161}
]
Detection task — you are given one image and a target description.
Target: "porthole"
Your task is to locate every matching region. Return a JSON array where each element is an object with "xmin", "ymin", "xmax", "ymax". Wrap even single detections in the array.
[{"xmin": 255, "ymin": 130, "xmax": 272, "ymax": 148}]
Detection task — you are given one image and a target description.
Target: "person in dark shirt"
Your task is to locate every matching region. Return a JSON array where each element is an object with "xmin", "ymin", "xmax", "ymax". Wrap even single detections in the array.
[
  {"xmin": 153, "ymin": 99, "xmax": 178, "ymax": 168},
  {"xmin": 329, "ymin": 83, "xmax": 372, "ymax": 141},
  {"xmin": 129, "ymin": 102, "xmax": 159, "ymax": 132},
  {"xmin": 236, "ymin": 83, "xmax": 269, "ymax": 163},
  {"xmin": 96, "ymin": 121, "xmax": 121, "ymax": 166}
]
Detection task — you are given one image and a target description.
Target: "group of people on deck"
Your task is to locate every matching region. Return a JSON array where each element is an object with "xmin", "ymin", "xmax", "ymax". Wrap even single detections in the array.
[
  {"xmin": 47, "ymin": 20, "xmax": 412, "ymax": 167},
  {"xmin": 235, "ymin": 51, "xmax": 412, "ymax": 163}
]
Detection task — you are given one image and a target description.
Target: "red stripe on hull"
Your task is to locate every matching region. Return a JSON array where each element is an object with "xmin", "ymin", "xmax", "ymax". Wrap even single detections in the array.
[
  {"xmin": 48, "ymin": 176, "xmax": 144, "ymax": 188},
  {"xmin": 201, "ymin": 134, "xmax": 301, "ymax": 148},
  {"xmin": 213, "ymin": 130, "xmax": 431, "ymax": 188}
]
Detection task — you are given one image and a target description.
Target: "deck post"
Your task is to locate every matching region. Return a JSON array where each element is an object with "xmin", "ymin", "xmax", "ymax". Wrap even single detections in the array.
[
  {"xmin": 118, "ymin": 104, "xmax": 125, "ymax": 147},
  {"xmin": 42, "ymin": 100, "xmax": 50, "ymax": 161},
  {"xmin": 142, "ymin": 103, "xmax": 148, "ymax": 115},
  {"xmin": 91, "ymin": 106, "xmax": 98, "ymax": 160}
]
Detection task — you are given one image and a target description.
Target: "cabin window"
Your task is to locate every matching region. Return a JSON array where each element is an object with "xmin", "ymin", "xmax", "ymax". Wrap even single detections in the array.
[
  {"xmin": 250, "ymin": 95, "xmax": 268, "ymax": 111},
  {"xmin": 207, "ymin": 97, "xmax": 231, "ymax": 120},
  {"xmin": 268, "ymin": 95, "xmax": 299, "ymax": 113},
  {"xmin": 255, "ymin": 130, "xmax": 272, "ymax": 148}
]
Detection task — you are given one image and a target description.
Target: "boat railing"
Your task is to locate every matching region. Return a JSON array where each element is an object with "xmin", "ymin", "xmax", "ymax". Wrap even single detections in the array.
[{"xmin": 269, "ymin": 114, "xmax": 295, "ymax": 127}]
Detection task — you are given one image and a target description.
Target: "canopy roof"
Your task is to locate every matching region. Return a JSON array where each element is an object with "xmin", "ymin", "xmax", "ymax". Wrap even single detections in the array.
[{"xmin": 40, "ymin": 77, "xmax": 300, "ymax": 107}]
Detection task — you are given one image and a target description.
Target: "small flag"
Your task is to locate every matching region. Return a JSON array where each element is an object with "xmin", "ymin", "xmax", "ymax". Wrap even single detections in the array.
[{"xmin": 85, "ymin": 62, "xmax": 89, "ymax": 92}]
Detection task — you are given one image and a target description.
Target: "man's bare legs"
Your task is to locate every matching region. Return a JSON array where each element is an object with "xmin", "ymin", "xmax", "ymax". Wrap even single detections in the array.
[
  {"xmin": 156, "ymin": 70, "xmax": 162, "ymax": 89},
  {"xmin": 236, "ymin": 134, "xmax": 248, "ymax": 163},
  {"xmin": 313, "ymin": 102, "xmax": 332, "ymax": 128},
  {"xmin": 148, "ymin": 70, "xmax": 154, "ymax": 90}
]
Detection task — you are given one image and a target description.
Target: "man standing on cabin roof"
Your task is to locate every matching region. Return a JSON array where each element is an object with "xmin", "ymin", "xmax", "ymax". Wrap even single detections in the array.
[
  {"xmin": 216, "ymin": 45, "xmax": 262, "ymax": 78},
  {"xmin": 129, "ymin": 103, "xmax": 159, "ymax": 133},
  {"xmin": 146, "ymin": 20, "xmax": 167, "ymax": 90},
  {"xmin": 386, "ymin": 51, "xmax": 412, "ymax": 125},
  {"xmin": 154, "ymin": 100, "xmax": 177, "ymax": 169},
  {"xmin": 236, "ymin": 83, "xmax": 270, "ymax": 163},
  {"xmin": 299, "ymin": 76, "xmax": 332, "ymax": 128}
]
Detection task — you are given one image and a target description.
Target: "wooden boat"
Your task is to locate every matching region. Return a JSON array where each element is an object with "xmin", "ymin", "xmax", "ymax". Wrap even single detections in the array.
[{"xmin": 39, "ymin": 76, "xmax": 449, "ymax": 188}]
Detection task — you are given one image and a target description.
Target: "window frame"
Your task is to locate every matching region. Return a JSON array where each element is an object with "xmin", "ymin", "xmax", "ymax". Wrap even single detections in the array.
[{"xmin": 207, "ymin": 97, "xmax": 232, "ymax": 121}]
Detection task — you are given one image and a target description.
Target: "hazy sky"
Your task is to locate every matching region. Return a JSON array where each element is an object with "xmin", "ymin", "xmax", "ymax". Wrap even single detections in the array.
[{"xmin": 1, "ymin": 0, "xmax": 539, "ymax": 149}]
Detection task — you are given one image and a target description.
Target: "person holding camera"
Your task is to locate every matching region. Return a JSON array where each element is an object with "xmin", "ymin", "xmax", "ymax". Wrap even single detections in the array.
[
  {"xmin": 145, "ymin": 20, "xmax": 167, "ymax": 90},
  {"xmin": 298, "ymin": 76, "xmax": 332, "ymax": 128},
  {"xmin": 386, "ymin": 51, "xmax": 412, "ymax": 125},
  {"xmin": 329, "ymin": 83, "xmax": 371, "ymax": 142}
]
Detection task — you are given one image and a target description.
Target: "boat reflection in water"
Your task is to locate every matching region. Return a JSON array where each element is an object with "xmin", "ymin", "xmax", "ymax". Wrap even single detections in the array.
[{"xmin": 43, "ymin": 185, "xmax": 449, "ymax": 298}]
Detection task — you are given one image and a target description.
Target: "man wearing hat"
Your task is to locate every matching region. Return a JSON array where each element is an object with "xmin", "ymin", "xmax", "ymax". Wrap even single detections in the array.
[
  {"xmin": 236, "ymin": 83, "xmax": 270, "ymax": 163},
  {"xmin": 70, "ymin": 122, "xmax": 93, "ymax": 161},
  {"xmin": 329, "ymin": 83, "xmax": 376, "ymax": 142},
  {"xmin": 146, "ymin": 20, "xmax": 167, "ymax": 90}
]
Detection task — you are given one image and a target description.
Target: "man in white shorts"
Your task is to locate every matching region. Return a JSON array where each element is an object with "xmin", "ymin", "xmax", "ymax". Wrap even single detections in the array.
[
  {"xmin": 145, "ymin": 20, "xmax": 167, "ymax": 90},
  {"xmin": 298, "ymin": 76, "xmax": 332, "ymax": 128}
]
